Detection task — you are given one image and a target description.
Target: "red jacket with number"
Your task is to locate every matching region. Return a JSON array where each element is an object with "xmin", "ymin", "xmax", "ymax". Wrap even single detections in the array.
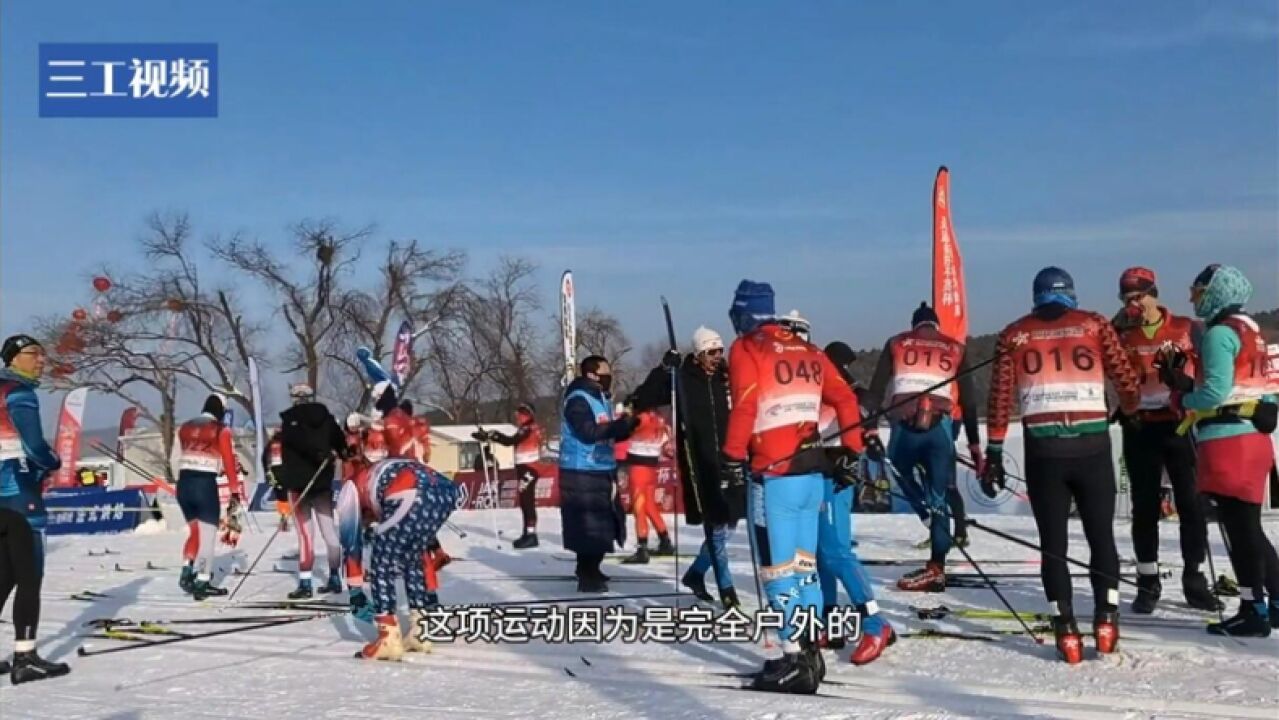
[
  {"xmin": 724, "ymin": 323, "xmax": 864, "ymax": 475},
  {"xmin": 1117, "ymin": 307, "xmax": 1199, "ymax": 422},
  {"xmin": 988, "ymin": 307, "xmax": 1140, "ymax": 444},
  {"xmin": 175, "ymin": 414, "xmax": 243, "ymax": 496}
]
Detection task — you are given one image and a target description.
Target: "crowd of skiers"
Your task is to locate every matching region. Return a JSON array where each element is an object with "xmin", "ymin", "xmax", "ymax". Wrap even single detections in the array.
[{"xmin": 0, "ymin": 260, "xmax": 1274, "ymax": 691}]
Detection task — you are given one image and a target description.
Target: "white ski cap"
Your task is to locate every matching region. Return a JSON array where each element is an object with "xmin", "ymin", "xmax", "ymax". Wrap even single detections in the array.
[
  {"xmin": 289, "ymin": 383, "xmax": 315, "ymax": 399},
  {"xmin": 692, "ymin": 326, "xmax": 724, "ymax": 354}
]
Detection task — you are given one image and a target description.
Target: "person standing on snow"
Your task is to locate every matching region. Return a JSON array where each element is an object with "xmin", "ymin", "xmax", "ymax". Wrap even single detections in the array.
[
  {"xmin": 355, "ymin": 408, "xmax": 459, "ymax": 661},
  {"xmin": 1158, "ymin": 265, "xmax": 1279, "ymax": 637},
  {"xmin": 816, "ymin": 340, "xmax": 894, "ymax": 665},
  {"xmin": 0, "ymin": 335, "xmax": 69, "ymax": 683},
  {"xmin": 619, "ymin": 409, "xmax": 675, "ymax": 564},
  {"xmin": 559, "ymin": 355, "xmax": 639, "ymax": 593},
  {"xmin": 982, "ymin": 267, "xmax": 1141, "ymax": 664},
  {"xmin": 629, "ymin": 326, "xmax": 744, "ymax": 609},
  {"xmin": 172, "ymin": 393, "xmax": 245, "ymax": 601},
  {"xmin": 865, "ymin": 302, "xmax": 980, "ymax": 592},
  {"xmin": 721, "ymin": 281, "xmax": 868, "ymax": 694},
  {"xmin": 473, "ymin": 403, "xmax": 544, "ymax": 549},
  {"xmin": 278, "ymin": 383, "xmax": 350, "ymax": 599},
  {"xmin": 1111, "ymin": 267, "xmax": 1219, "ymax": 614}
]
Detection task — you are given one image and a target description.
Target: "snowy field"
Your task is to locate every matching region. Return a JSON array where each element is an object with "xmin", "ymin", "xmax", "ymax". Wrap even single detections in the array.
[{"xmin": 7, "ymin": 508, "xmax": 1278, "ymax": 720}]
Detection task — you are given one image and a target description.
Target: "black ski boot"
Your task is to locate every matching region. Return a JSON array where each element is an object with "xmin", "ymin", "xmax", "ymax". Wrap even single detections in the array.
[
  {"xmin": 10, "ymin": 650, "xmax": 70, "ymax": 685},
  {"xmin": 0, "ymin": 657, "xmax": 9, "ymax": 675},
  {"xmin": 802, "ymin": 636, "xmax": 826, "ymax": 685},
  {"xmin": 179, "ymin": 564, "xmax": 196, "ymax": 595},
  {"xmin": 577, "ymin": 575, "xmax": 608, "ymax": 593},
  {"xmin": 719, "ymin": 587, "xmax": 741, "ymax": 611},
  {"xmin": 621, "ymin": 544, "xmax": 650, "ymax": 565},
  {"xmin": 680, "ymin": 571, "xmax": 715, "ymax": 603},
  {"xmin": 750, "ymin": 650, "xmax": 817, "ymax": 694},
  {"xmin": 512, "ymin": 532, "xmax": 539, "ymax": 549},
  {"xmin": 653, "ymin": 533, "xmax": 675, "ymax": 557},
  {"xmin": 319, "ymin": 574, "xmax": 343, "ymax": 595},
  {"xmin": 192, "ymin": 579, "xmax": 228, "ymax": 602},
  {"xmin": 1131, "ymin": 573, "xmax": 1162, "ymax": 614},
  {"xmin": 287, "ymin": 579, "xmax": 314, "ymax": 600},
  {"xmin": 1207, "ymin": 600, "xmax": 1272, "ymax": 638},
  {"xmin": 1182, "ymin": 572, "xmax": 1224, "ymax": 612},
  {"xmin": 1269, "ymin": 601, "xmax": 1279, "ymax": 630}
]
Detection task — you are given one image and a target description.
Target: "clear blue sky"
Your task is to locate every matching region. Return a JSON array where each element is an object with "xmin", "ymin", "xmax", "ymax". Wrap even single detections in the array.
[{"xmin": 2, "ymin": 2, "xmax": 1276, "ymax": 425}]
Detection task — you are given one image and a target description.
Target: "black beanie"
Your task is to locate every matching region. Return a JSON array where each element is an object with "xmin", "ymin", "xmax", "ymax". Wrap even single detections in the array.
[
  {"xmin": 202, "ymin": 394, "xmax": 226, "ymax": 419},
  {"xmin": 911, "ymin": 302, "xmax": 940, "ymax": 328}
]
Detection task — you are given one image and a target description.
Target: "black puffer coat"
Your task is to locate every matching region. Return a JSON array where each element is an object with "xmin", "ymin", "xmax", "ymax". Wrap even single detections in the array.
[{"xmin": 629, "ymin": 355, "xmax": 742, "ymax": 526}]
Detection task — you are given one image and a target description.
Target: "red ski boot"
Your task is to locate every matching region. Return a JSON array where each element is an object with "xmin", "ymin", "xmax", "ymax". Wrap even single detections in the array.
[
  {"xmin": 1093, "ymin": 610, "xmax": 1119, "ymax": 654},
  {"xmin": 896, "ymin": 561, "xmax": 945, "ymax": 592},
  {"xmin": 1052, "ymin": 615, "xmax": 1084, "ymax": 664},
  {"xmin": 849, "ymin": 623, "xmax": 896, "ymax": 666}
]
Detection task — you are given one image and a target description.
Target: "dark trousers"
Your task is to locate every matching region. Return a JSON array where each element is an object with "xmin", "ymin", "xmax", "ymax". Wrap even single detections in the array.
[
  {"xmin": 1209, "ymin": 493, "xmax": 1279, "ymax": 603},
  {"xmin": 1026, "ymin": 445, "xmax": 1120, "ymax": 615},
  {"xmin": 0, "ymin": 509, "xmax": 41, "ymax": 643},
  {"xmin": 517, "ymin": 464, "xmax": 539, "ymax": 530},
  {"xmin": 1122, "ymin": 420, "xmax": 1206, "ymax": 572}
]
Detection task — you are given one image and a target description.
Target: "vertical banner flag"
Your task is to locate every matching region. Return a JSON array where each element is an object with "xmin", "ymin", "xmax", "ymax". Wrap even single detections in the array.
[
  {"xmin": 392, "ymin": 320, "xmax": 413, "ymax": 388},
  {"xmin": 249, "ymin": 357, "xmax": 266, "ymax": 494},
  {"xmin": 560, "ymin": 271, "xmax": 576, "ymax": 387},
  {"xmin": 48, "ymin": 387, "xmax": 89, "ymax": 490},
  {"xmin": 932, "ymin": 166, "xmax": 969, "ymax": 342},
  {"xmin": 116, "ymin": 406, "xmax": 139, "ymax": 462}
]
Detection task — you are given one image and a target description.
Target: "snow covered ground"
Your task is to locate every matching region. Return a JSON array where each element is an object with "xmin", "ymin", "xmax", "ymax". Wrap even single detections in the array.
[{"xmin": 8, "ymin": 509, "xmax": 1278, "ymax": 719}]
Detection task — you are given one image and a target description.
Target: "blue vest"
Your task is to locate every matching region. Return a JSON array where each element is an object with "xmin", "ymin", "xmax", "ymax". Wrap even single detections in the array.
[{"xmin": 559, "ymin": 389, "xmax": 616, "ymax": 472}]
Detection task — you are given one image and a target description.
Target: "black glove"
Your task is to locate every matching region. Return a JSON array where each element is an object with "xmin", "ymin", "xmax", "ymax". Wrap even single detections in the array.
[
  {"xmin": 832, "ymin": 450, "xmax": 862, "ymax": 492},
  {"xmin": 612, "ymin": 414, "xmax": 640, "ymax": 438},
  {"xmin": 863, "ymin": 433, "xmax": 886, "ymax": 463},
  {"xmin": 661, "ymin": 349, "xmax": 681, "ymax": 370},
  {"xmin": 719, "ymin": 455, "xmax": 747, "ymax": 491},
  {"xmin": 1153, "ymin": 344, "xmax": 1193, "ymax": 392},
  {"xmin": 980, "ymin": 446, "xmax": 1006, "ymax": 499},
  {"xmin": 471, "ymin": 430, "xmax": 490, "ymax": 442}
]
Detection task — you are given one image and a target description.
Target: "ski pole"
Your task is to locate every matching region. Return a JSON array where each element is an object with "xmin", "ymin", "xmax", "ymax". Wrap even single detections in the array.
[
  {"xmin": 955, "ymin": 455, "xmax": 1030, "ymax": 502},
  {"xmin": 761, "ymin": 349, "xmax": 1005, "ymax": 473},
  {"xmin": 474, "ymin": 422, "xmax": 502, "ymax": 548},
  {"xmin": 660, "ymin": 296, "xmax": 683, "ymax": 592},
  {"xmin": 882, "ymin": 460, "xmax": 1042, "ymax": 644},
  {"xmin": 225, "ymin": 456, "xmax": 332, "ymax": 605},
  {"xmin": 445, "ymin": 519, "xmax": 468, "ymax": 539},
  {"xmin": 76, "ymin": 611, "xmax": 342, "ymax": 658},
  {"xmin": 86, "ymin": 613, "xmax": 320, "ymax": 629}
]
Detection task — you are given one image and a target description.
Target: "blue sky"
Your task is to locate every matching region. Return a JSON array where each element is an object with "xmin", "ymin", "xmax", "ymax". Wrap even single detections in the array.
[{"xmin": 2, "ymin": 1, "xmax": 1276, "ymax": 425}]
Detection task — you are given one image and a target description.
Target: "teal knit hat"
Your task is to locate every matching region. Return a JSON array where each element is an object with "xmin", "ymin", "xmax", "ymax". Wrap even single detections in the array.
[{"xmin": 1192, "ymin": 264, "xmax": 1252, "ymax": 320}]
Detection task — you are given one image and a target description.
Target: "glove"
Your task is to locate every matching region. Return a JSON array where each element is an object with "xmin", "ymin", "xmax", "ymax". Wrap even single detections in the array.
[
  {"xmin": 832, "ymin": 450, "xmax": 862, "ymax": 491},
  {"xmin": 613, "ymin": 414, "xmax": 640, "ymax": 437},
  {"xmin": 219, "ymin": 495, "xmax": 244, "ymax": 547},
  {"xmin": 661, "ymin": 349, "xmax": 681, "ymax": 370},
  {"xmin": 863, "ymin": 433, "xmax": 886, "ymax": 463},
  {"xmin": 980, "ymin": 446, "xmax": 1006, "ymax": 499},
  {"xmin": 471, "ymin": 430, "xmax": 490, "ymax": 442},
  {"xmin": 719, "ymin": 455, "xmax": 747, "ymax": 491},
  {"xmin": 967, "ymin": 443, "xmax": 985, "ymax": 477},
  {"xmin": 349, "ymin": 587, "xmax": 373, "ymax": 623},
  {"xmin": 1153, "ymin": 343, "xmax": 1194, "ymax": 392}
]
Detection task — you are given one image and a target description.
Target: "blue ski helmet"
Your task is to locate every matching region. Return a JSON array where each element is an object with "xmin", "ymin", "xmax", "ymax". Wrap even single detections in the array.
[
  {"xmin": 729, "ymin": 280, "xmax": 775, "ymax": 335},
  {"xmin": 1032, "ymin": 267, "xmax": 1078, "ymax": 309}
]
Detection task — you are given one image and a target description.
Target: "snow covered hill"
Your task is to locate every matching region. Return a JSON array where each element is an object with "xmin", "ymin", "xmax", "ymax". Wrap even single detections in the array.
[{"xmin": 8, "ymin": 510, "xmax": 1278, "ymax": 719}]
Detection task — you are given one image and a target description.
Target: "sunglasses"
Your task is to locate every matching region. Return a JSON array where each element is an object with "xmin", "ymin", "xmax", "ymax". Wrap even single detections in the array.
[{"xmin": 701, "ymin": 348, "xmax": 724, "ymax": 357}]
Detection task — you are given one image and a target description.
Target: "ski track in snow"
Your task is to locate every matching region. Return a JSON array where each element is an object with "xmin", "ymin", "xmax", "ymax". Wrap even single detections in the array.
[{"xmin": 6, "ymin": 510, "xmax": 1277, "ymax": 719}]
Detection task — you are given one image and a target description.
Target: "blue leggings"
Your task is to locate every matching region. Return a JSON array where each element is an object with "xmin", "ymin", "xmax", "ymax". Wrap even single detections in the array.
[
  {"xmin": 889, "ymin": 418, "xmax": 956, "ymax": 564},
  {"xmin": 816, "ymin": 477, "xmax": 884, "ymax": 633},
  {"xmin": 753, "ymin": 473, "xmax": 824, "ymax": 651},
  {"xmin": 687, "ymin": 522, "xmax": 736, "ymax": 590}
]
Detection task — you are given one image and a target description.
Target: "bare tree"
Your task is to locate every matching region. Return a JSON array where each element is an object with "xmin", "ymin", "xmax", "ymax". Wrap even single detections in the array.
[
  {"xmin": 575, "ymin": 307, "xmax": 635, "ymax": 394},
  {"xmin": 211, "ymin": 219, "xmax": 369, "ymax": 395},
  {"xmin": 325, "ymin": 239, "xmax": 467, "ymax": 414},
  {"xmin": 38, "ymin": 310, "xmax": 183, "ymax": 481}
]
